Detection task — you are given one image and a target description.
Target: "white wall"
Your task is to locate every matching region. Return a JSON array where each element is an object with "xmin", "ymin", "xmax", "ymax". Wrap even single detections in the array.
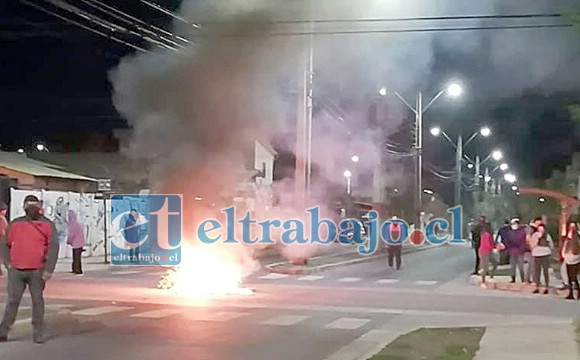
[
  {"xmin": 10, "ymin": 188, "xmax": 106, "ymax": 259},
  {"xmin": 254, "ymin": 141, "xmax": 275, "ymax": 186}
]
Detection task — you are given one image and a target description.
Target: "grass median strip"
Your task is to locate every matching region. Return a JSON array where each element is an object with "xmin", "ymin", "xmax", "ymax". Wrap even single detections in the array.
[{"xmin": 368, "ymin": 327, "xmax": 485, "ymax": 360}]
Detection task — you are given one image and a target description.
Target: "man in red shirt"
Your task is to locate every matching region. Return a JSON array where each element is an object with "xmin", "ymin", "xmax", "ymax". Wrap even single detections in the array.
[{"xmin": 0, "ymin": 195, "xmax": 59, "ymax": 344}]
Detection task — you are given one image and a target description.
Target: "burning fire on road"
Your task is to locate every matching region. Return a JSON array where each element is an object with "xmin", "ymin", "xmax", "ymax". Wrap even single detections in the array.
[{"xmin": 157, "ymin": 243, "xmax": 254, "ymax": 298}]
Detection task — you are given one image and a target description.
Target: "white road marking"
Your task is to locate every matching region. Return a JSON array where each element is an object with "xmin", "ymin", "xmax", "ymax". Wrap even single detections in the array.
[
  {"xmin": 72, "ymin": 306, "xmax": 133, "ymax": 316},
  {"xmin": 376, "ymin": 279, "xmax": 399, "ymax": 284},
  {"xmin": 325, "ymin": 317, "xmax": 371, "ymax": 330},
  {"xmin": 191, "ymin": 311, "xmax": 249, "ymax": 322},
  {"xmin": 260, "ymin": 315, "xmax": 310, "ymax": 326},
  {"xmin": 260, "ymin": 273, "xmax": 289, "ymax": 280},
  {"xmin": 414, "ymin": 280, "xmax": 438, "ymax": 286},
  {"xmin": 130, "ymin": 309, "xmax": 182, "ymax": 319},
  {"xmin": 337, "ymin": 277, "xmax": 361, "ymax": 283},
  {"xmin": 46, "ymin": 304, "xmax": 74, "ymax": 310},
  {"xmin": 113, "ymin": 270, "xmax": 142, "ymax": 275},
  {"xmin": 297, "ymin": 275, "xmax": 324, "ymax": 281}
]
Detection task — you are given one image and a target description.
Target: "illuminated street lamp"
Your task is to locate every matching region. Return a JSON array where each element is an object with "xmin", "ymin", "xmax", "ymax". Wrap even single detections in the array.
[
  {"xmin": 17, "ymin": 148, "xmax": 24, "ymax": 154},
  {"xmin": 504, "ymin": 173, "xmax": 517, "ymax": 183},
  {"xmin": 446, "ymin": 83, "xmax": 463, "ymax": 98},
  {"xmin": 511, "ymin": 185, "xmax": 518, "ymax": 191},
  {"xmin": 492, "ymin": 150, "xmax": 503, "ymax": 161},
  {"xmin": 351, "ymin": 155, "xmax": 359, "ymax": 163},
  {"xmin": 378, "ymin": 80, "xmax": 464, "ymax": 226},
  {"xmin": 480, "ymin": 127, "xmax": 491, "ymax": 137},
  {"xmin": 423, "ymin": 189, "xmax": 434, "ymax": 195},
  {"xmin": 430, "ymin": 126, "xmax": 441, "ymax": 137},
  {"xmin": 500, "ymin": 163, "xmax": 509, "ymax": 171},
  {"xmin": 467, "ymin": 163, "xmax": 474, "ymax": 169},
  {"xmin": 539, "ymin": 197, "xmax": 546, "ymax": 203}
]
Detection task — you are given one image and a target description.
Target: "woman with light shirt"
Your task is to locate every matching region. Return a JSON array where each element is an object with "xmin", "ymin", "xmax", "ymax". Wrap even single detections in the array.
[
  {"xmin": 531, "ymin": 224, "xmax": 554, "ymax": 294},
  {"xmin": 561, "ymin": 229, "xmax": 580, "ymax": 300}
]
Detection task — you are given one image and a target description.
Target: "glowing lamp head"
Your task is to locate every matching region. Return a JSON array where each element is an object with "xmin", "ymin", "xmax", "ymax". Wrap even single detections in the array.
[
  {"xmin": 351, "ymin": 155, "xmax": 359, "ymax": 163},
  {"xmin": 430, "ymin": 126, "xmax": 441, "ymax": 137},
  {"xmin": 343, "ymin": 170, "xmax": 352, "ymax": 178},
  {"xmin": 480, "ymin": 127, "xmax": 491, "ymax": 137},
  {"xmin": 484, "ymin": 175, "xmax": 492, "ymax": 183},
  {"xmin": 467, "ymin": 163, "xmax": 474, "ymax": 169},
  {"xmin": 500, "ymin": 163, "xmax": 509, "ymax": 171},
  {"xmin": 36, "ymin": 144, "xmax": 45, "ymax": 151},
  {"xmin": 492, "ymin": 150, "xmax": 503, "ymax": 161},
  {"xmin": 447, "ymin": 83, "xmax": 463, "ymax": 98},
  {"xmin": 504, "ymin": 173, "xmax": 517, "ymax": 183},
  {"xmin": 379, "ymin": 87, "xmax": 387, "ymax": 96},
  {"xmin": 17, "ymin": 148, "xmax": 24, "ymax": 154}
]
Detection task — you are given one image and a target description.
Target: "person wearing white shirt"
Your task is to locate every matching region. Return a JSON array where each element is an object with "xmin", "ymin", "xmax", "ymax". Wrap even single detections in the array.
[
  {"xmin": 531, "ymin": 224, "xmax": 554, "ymax": 294},
  {"xmin": 561, "ymin": 232, "xmax": 580, "ymax": 300}
]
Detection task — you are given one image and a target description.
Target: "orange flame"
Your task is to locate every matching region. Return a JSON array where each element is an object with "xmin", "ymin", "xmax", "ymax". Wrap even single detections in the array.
[{"xmin": 158, "ymin": 243, "xmax": 253, "ymax": 298}]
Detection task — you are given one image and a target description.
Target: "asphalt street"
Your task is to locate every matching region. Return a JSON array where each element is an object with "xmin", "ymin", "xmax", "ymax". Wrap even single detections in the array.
[{"xmin": 0, "ymin": 243, "xmax": 578, "ymax": 360}]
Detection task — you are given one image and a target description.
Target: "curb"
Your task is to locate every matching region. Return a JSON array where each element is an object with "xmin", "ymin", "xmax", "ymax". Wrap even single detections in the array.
[
  {"xmin": 469, "ymin": 275, "xmax": 566, "ymax": 297},
  {"xmin": 266, "ymin": 245, "xmax": 435, "ymax": 275}
]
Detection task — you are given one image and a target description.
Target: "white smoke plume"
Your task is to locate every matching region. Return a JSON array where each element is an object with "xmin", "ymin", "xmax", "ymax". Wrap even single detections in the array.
[{"xmin": 110, "ymin": 0, "xmax": 579, "ymax": 266}]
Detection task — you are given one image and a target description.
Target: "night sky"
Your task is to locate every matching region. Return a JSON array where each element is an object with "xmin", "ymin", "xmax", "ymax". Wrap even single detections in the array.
[{"xmin": 1, "ymin": 0, "xmax": 579, "ymax": 195}]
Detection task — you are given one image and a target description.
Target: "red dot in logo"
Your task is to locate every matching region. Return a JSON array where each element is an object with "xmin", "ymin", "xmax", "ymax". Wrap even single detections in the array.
[
  {"xmin": 410, "ymin": 230, "xmax": 425, "ymax": 245},
  {"xmin": 162, "ymin": 256, "xmax": 168, "ymax": 261}
]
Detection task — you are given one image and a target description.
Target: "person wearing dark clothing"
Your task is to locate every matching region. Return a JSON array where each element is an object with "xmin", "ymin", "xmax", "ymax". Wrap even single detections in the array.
[
  {"xmin": 125, "ymin": 210, "xmax": 140, "ymax": 262},
  {"xmin": 471, "ymin": 216, "xmax": 486, "ymax": 275},
  {"xmin": 0, "ymin": 195, "xmax": 59, "ymax": 344},
  {"xmin": 506, "ymin": 218, "xmax": 527, "ymax": 283},
  {"xmin": 387, "ymin": 218, "xmax": 402, "ymax": 270}
]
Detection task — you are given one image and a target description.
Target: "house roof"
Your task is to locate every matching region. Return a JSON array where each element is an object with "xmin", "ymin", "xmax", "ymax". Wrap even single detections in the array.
[
  {"xmin": 0, "ymin": 151, "xmax": 97, "ymax": 182},
  {"xmin": 256, "ymin": 140, "xmax": 278, "ymax": 156}
]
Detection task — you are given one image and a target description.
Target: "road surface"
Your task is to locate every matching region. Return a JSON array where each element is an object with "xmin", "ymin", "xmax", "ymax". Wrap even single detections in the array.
[{"xmin": 0, "ymin": 244, "xmax": 576, "ymax": 360}]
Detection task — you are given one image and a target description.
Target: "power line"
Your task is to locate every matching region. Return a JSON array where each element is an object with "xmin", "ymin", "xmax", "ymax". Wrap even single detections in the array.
[
  {"xmin": 20, "ymin": 0, "xmax": 148, "ymax": 52},
  {"xmin": 138, "ymin": 0, "xmax": 201, "ymax": 30},
  {"xmin": 263, "ymin": 24, "xmax": 573, "ymax": 37},
  {"xmin": 79, "ymin": 0, "xmax": 185, "ymax": 48},
  {"xmin": 44, "ymin": 0, "xmax": 179, "ymax": 51},
  {"xmin": 201, "ymin": 13, "xmax": 564, "ymax": 25}
]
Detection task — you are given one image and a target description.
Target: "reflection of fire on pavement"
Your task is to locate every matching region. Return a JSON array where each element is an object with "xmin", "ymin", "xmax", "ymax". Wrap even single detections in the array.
[{"xmin": 157, "ymin": 244, "xmax": 253, "ymax": 297}]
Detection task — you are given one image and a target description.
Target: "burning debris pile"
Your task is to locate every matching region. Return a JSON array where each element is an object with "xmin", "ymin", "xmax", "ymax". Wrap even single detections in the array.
[{"xmin": 156, "ymin": 244, "xmax": 255, "ymax": 297}]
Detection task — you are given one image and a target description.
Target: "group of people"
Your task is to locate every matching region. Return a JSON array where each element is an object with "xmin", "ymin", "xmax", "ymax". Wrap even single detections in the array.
[
  {"xmin": 471, "ymin": 215, "xmax": 580, "ymax": 300},
  {"xmin": 0, "ymin": 195, "xmax": 86, "ymax": 343}
]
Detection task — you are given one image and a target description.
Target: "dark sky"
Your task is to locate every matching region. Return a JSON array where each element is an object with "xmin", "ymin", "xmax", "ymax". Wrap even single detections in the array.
[{"xmin": 1, "ymin": 0, "xmax": 579, "ymax": 190}]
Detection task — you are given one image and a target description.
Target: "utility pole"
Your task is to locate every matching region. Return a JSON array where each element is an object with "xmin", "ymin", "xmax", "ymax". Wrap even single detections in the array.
[
  {"xmin": 294, "ymin": 44, "xmax": 308, "ymax": 209},
  {"xmin": 484, "ymin": 167, "xmax": 490, "ymax": 194},
  {"xmin": 474, "ymin": 155, "xmax": 480, "ymax": 215},
  {"xmin": 415, "ymin": 93, "xmax": 423, "ymax": 230},
  {"xmin": 454, "ymin": 133, "xmax": 463, "ymax": 207}
]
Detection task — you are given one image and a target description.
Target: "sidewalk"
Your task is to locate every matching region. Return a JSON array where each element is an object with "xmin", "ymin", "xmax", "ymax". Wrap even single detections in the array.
[
  {"xmin": 475, "ymin": 323, "xmax": 579, "ymax": 360},
  {"xmin": 468, "ymin": 265, "xmax": 570, "ymax": 298}
]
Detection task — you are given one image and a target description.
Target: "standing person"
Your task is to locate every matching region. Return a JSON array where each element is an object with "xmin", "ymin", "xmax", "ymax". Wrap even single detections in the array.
[
  {"xmin": 561, "ymin": 230, "xmax": 580, "ymax": 300},
  {"xmin": 531, "ymin": 223, "xmax": 554, "ymax": 294},
  {"xmin": 387, "ymin": 217, "xmax": 402, "ymax": 270},
  {"xmin": 524, "ymin": 217, "xmax": 542, "ymax": 283},
  {"xmin": 0, "ymin": 195, "xmax": 59, "ymax": 343},
  {"xmin": 558, "ymin": 223, "xmax": 576, "ymax": 290},
  {"xmin": 506, "ymin": 218, "xmax": 527, "ymax": 283},
  {"xmin": 471, "ymin": 216, "xmax": 486, "ymax": 275},
  {"xmin": 495, "ymin": 220, "xmax": 511, "ymax": 265},
  {"xmin": 479, "ymin": 223, "xmax": 495, "ymax": 287},
  {"xmin": 66, "ymin": 210, "xmax": 85, "ymax": 275},
  {"xmin": 0, "ymin": 202, "xmax": 8, "ymax": 276},
  {"xmin": 125, "ymin": 209, "xmax": 140, "ymax": 262}
]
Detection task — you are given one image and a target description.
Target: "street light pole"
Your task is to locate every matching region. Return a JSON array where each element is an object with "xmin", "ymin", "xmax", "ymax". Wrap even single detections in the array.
[
  {"xmin": 415, "ymin": 93, "xmax": 423, "ymax": 229},
  {"xmin": 474, "ymin": 155, "xmax": 480, "ymax": 211},
  {"xmin": 455, "ymin": 133, "xmax": 463, "ymax": 207}
]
